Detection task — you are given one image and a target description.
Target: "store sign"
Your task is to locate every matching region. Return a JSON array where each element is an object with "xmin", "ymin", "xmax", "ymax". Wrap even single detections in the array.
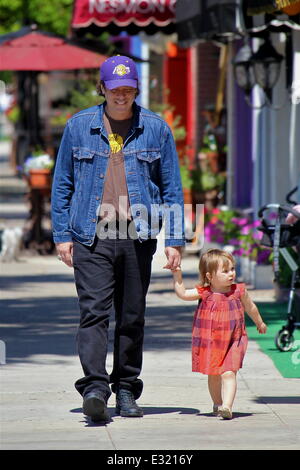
[{"xmin": 72, "ymin": 0, "xmax": 176, "ymax": 27}]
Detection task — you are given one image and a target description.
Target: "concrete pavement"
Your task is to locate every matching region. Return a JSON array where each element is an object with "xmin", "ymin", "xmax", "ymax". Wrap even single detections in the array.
[{"xmin": 0, "ymin": 252, "xmax": 299, "ymax": 451}]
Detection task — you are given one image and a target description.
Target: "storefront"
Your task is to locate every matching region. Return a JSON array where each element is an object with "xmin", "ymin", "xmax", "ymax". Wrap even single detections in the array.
[
  {"xmin": 176, "ymin": 0, "xmax": 300, "ymax": 212},
  {"xmin": 71, "ymin": 0, "xmax": 300, "ymax": 211}
]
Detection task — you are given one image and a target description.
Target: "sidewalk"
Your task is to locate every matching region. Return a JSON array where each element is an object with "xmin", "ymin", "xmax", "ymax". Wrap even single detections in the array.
[
  {"xmin": 0, "ymin": 140, "xmax": 28, "ymax": 230},
  {"xmin": 1, "ymin": 252, "xmax": 299, "ymax": 451},
  {"xmin": 0, "ymin": 140, "xmax": 300, "ymax": 451}
]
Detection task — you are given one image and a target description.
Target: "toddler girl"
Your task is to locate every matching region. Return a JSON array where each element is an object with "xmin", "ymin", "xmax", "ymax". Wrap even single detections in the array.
[{"xmin": 172, "ymin": 248, "xmax": 267, "ymax": 420}]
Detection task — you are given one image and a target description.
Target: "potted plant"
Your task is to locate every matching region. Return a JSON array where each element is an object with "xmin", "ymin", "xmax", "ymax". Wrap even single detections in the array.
[
  {"xmin": 198, "ymin": 134, "xmax": 219, "ymax": 174},
  {"xmin": 273, "ymin": 248, "xmax": 300, "ymax": 301},
  {"xmin": 203, "ymin": 207, "xmax": 273, "ymax": 286},
  {"xmin": 22, "ymin": 149, "xmax": 54, "ymax": 190},
  {"xmin": 179, "ymin": 160, "xmax": 193, "ymax": 204},
  {"xmin": 191, "ymin": 152, "xmax": 226, "ymax": 208},
  {"xmin": 5, "ymin": 104, "xmax": 20, "ymax": 124}
]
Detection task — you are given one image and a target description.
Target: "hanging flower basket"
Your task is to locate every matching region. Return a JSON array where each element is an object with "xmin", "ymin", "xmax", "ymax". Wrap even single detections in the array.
[{"xmin": 20, "ymin": 153, "xmax": 54, "ymax": 190}]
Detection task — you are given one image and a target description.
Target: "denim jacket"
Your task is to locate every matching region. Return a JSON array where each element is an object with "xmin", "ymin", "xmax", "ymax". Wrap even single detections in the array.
[{"xmin": 51, "ymin": 103, "xmax": 185, "ymax": 247}]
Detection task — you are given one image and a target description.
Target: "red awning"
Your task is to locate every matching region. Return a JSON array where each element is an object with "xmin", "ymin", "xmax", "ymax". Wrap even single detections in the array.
[
  {"xmin": 0, "ymin": 28, "xmax": 107, "ymax": 71},
  {"xmin": 72, "ymin": 0, "xmax": 176, "ymax": 29}
]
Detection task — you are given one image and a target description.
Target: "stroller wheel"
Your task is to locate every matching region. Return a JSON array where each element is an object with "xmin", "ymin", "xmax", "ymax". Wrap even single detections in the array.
[{"xmin": 275, "ymin": 329, "xmax": 294, "ymax": 352}]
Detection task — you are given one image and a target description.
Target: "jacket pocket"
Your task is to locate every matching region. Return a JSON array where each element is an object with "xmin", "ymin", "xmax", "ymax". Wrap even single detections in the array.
[
  {"xmin": 73, "ymin": 147, "xmax": 95, "ymax": 161},
  {"xmin": 136, "ymin": 150, "xmax": 161, "ymax": 178},
  {"xmin": 72, "ymin": 147, "xmax": 95, "ymax": 181},
  {"xmin": 137, "ymin": 150, "xmax": 161, "ymax": 163}
]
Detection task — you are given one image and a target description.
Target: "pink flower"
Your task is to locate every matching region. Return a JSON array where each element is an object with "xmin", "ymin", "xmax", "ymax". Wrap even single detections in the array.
[
  {"xmin": 238, "ymin": 217, "xmax": 249, "ymax": 226},
  {"xmin": 204, "ymin": 226, "xmax": 212, "ymax": 242},
  {"xmin": 228, "ymin": 238, "xmax": 241, "ymax": 246},
  {"xmin": 252, "ymin": 230, "xmax": 263, "ymax": 240},
  {"xmin": 233, "ymin": 248, "xmax": 244, "ymax": 256},
  {"xmin": 241, "ymin": 225, "xmax": 251, "ymax": 235},
  {"xmin": 231, "ymin": 217, "xmax": 248, "ymax": 226},
  {"xmin": 251, "ymin": 220, "xmax": 261, "ymax": 228}
]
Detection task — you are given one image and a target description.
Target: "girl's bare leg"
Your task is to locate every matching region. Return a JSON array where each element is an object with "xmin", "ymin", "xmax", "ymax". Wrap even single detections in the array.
[
  {"xmin": 208, "ymin": 375, "xmax": 222, "ymax": 408},
  {"xmin": 221, "ymin": 371, "xmax": 237, "ymax": 410}
]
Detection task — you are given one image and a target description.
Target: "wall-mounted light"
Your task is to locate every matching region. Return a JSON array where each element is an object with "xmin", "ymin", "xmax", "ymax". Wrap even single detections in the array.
[
  {"xmin": 233, "ymin": 37, "xmax": 284, "ymax": 108},
  {"xmin": 232, "ymin": 42, "xmax": 256, "ymax": 104}
]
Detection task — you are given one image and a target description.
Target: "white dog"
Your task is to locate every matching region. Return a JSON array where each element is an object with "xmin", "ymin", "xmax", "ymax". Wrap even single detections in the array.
[{"xmin": 0, "ymin": 227, "xmax": 23, "ymax": 262}]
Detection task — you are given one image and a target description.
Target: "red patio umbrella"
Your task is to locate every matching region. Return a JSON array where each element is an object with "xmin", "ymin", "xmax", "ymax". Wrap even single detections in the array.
[
  {"xmin": 0, "ymin": 27, "xmax": 107, "ymax": 71},
  {"xmin": 0, "ymin": 26, "xmax": 108, "ymax": 167}
]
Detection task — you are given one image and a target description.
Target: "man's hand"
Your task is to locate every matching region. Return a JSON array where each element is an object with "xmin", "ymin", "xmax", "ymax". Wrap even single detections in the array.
[
  {"xmin": 56, "ymin": 242, "xmax": 73, "ymax": 268},
  {"xmin": 163, "ymin": 246, "xmax": 182, "ymax": 271}
]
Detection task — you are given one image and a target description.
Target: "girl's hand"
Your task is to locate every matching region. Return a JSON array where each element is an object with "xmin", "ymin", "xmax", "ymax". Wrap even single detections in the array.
[
  {"xmin": 257, "ymin": 322, "xmax": 267, "ymax": 334},
  {"xmin": 171, "ymin": 266, "xmax": 182, "ymax": 273}
]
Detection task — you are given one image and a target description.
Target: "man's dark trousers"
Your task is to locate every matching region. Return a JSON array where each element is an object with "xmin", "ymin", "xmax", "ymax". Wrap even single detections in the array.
[{"xmin": 73, "ymin": 235, "xmax": 157, "ymax": 402}]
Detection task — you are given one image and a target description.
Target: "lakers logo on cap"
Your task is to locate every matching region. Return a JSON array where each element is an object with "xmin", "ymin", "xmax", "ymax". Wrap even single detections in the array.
[{"xmin": 113, "ymin": 64, "xmax": 130, "ymax": 76}]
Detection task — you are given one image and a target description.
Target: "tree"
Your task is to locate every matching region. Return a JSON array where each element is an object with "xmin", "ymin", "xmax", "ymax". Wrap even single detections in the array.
[{"xmin": 0, "ymin": 0, "xmax": 73, "ymax": 36}]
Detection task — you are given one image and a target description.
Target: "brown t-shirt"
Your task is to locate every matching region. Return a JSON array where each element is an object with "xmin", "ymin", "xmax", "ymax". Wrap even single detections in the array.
[{"xmin": 100, "ymin": 112, "xmax": 132, "ymax": 221}]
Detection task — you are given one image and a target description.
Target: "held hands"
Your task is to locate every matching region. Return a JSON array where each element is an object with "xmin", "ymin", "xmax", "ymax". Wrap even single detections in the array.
[
  {"xmin": 56, "ymin": 242, "xmax": 73, "ymax": 268},
  {"xmin": 256, "ymin": 322, "xmax": 267, "ymax": 334},
  {"xmin": 163, "ymin": 246, "xmax": 182, "ymax": 271}
]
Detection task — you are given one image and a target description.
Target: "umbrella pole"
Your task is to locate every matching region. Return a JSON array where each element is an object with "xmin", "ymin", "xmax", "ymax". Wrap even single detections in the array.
[
  {"xmin": 27, "ymin": 71, "xmax": 40, "ymax": 149},
  {"xmin": 16, "ymin": 71, "xmax": 41, "ymax": 166},
  {"xmin": 16, "ymin": 72, "xmax": 30, "ymax": 168}
]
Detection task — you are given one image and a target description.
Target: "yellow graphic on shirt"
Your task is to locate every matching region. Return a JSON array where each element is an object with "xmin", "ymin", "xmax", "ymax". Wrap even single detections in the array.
[{"xmin": 108, "ymin": 133, "xmax": 123, "ymax": 153}]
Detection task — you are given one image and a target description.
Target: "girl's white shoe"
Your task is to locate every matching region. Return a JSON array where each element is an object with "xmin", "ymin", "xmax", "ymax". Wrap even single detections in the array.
[{"xmin": 220, "ymin": 406, "xmax": 233, "ymax": 420}]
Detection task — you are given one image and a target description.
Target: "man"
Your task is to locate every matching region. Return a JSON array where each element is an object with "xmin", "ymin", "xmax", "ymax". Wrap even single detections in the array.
[{"xmin": 51, "ymin": 55, "xmax": 185, "ymax": 422}]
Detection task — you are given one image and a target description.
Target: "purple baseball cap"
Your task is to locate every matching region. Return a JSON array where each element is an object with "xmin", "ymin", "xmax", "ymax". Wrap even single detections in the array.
[{"xmin": 100, "ymin": 55, "xmax": 138, "ymax": 90}]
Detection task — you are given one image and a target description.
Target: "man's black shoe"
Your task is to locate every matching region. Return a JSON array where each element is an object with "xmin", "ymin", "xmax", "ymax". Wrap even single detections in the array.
[
  {"xmin": 83, "ymin": 391, "xmax": 110, "ymax": 422},
  {"xmin": 116, "ymin": 389, "xmax": 143, "ymax": 417}
]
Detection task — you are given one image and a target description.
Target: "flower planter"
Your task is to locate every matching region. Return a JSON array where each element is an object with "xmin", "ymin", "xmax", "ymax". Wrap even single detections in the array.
[
  {"xmin": 254, "ymin": 264, "xmax": 274, "ymax": 290},
  {"xmin": 239, "ymin": 258, "xmax": 274, "ymax": 289},
  {"xmin": 239, "ymin": 257, "xmax": 254, "ymax": 285},
  {"xmin": 28, "ymin": 169, "xmax": 52, "ymax": 189}
]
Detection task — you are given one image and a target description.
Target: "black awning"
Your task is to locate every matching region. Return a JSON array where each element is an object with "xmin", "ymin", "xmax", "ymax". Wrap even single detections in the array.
[
  {"xmin": 176, "ymin": 0, "xmax": 246, "ymax": 46},
  {"xmin": 176, "ymin": 0, "xmax": 300, "ymax": 46}
]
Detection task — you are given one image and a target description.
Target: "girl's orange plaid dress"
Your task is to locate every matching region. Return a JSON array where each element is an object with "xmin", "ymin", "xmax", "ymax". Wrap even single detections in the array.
[{"xmin": 192, "ymin": 283, "xmax": 248, "ymax": 375}]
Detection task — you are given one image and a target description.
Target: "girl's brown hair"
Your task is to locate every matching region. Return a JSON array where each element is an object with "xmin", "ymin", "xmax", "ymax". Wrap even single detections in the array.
[{"xmin": 199, "ymin": 249, "xmax": 235, "ymax": 286}]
